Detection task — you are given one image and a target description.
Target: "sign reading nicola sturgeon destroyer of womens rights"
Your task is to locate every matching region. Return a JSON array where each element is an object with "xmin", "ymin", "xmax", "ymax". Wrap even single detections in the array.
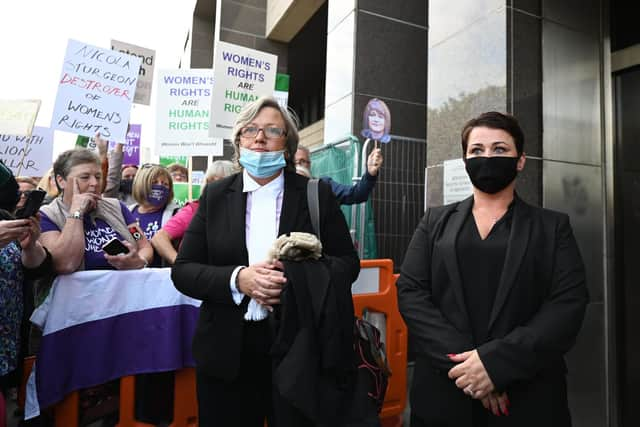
[
  {"xmin": 51, "ymin": 39, "xmax": 141, "ymax": 143},
  {"xmin": 155, "ymin": 69, "xmax": 222, "ymax": 156},
  {"xmin": 209, "ymin": 42, "xmax": 278, "ymax": 138}
]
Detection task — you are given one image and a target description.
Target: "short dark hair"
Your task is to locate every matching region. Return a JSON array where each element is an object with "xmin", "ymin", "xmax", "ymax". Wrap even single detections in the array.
[{"xmin": 461, "ymin": 112, "xmax": 525, "ymax": 157}]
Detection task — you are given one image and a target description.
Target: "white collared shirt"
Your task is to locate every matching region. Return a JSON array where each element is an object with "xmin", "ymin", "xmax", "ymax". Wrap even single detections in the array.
[{"xmin": 229, "ymin": 170, "xmax": 284, "ymax": 319}]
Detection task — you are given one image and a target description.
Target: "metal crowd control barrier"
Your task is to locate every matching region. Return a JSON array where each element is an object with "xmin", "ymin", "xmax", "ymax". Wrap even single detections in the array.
[{"xmin": 23, "ymin": 259, "xmax": 407, "ymax": 426}]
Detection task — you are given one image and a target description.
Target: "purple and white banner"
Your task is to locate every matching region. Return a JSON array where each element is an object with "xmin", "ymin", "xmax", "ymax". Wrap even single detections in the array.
[{"xmin": 25, "ymin": 268, "xmax": 200, "ymax": 419}]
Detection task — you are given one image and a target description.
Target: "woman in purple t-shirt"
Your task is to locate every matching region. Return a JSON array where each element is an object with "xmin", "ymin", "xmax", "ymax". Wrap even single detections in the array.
[
  {"xmin": 129, "ymin": 164, "xmax": 180, "ymax": 268},
  {"xmin": 39, "ymin": 148, "xmax": 153, "ymax": 272}
]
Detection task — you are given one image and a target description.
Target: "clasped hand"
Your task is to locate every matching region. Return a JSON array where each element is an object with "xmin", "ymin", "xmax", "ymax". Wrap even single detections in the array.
[
  {"xmin": 237, "ymin": 260, "xmax": 287, "ymax": 311},
  {"xmin": 448, "ymin": 350, "xmax": 510, "ymax": 416}
]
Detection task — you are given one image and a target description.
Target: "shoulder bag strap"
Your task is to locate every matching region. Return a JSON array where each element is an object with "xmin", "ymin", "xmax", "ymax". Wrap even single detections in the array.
[{"xmin": 306, "ymin": 178, "xmax": 321, "ymax": 240}]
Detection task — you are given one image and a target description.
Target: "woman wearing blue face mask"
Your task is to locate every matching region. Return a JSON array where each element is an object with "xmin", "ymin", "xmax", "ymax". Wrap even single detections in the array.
[{"xmin": 172, "ymin": 97, "xmax": 360, "ymax": 426}]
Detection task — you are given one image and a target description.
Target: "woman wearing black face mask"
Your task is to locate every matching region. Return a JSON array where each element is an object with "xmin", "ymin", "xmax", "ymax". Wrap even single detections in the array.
[{"xmin": 397, "ymin": 112, "xmax": 588, "ymax": 427}]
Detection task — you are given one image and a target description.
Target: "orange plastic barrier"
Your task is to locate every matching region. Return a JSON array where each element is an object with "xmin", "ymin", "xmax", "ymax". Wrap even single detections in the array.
[
  {"xmin": 39, "ymin": 259, "xmax": 407, "ymax": 426},
  {"xmin": 353, "ymin": 259, "xmax": 408, "ymax": 424},
  {"xmin": 117, "ymin": 369, "xmax": 197, "ymax": 427}
]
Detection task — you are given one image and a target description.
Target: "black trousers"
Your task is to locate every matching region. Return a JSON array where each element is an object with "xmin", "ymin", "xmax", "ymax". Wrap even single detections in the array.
[{"xmin": 196, "ymin": 320, "xmax": 273, "ymax": 427}]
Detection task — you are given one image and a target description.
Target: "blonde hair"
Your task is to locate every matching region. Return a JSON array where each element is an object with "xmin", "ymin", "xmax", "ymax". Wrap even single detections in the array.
[
  {"xmin": 231, "ymin": 96, "xmax": 299, "ymax": 172},
  {"xmin": 132, "ymin": 165, "xmax": 174, "ymax": 207},
  {"xmin": 37, "ymin": 167, "xmax": 59, "ymax": 198},
  {"xmin": 16, "ymin": 176, "xmax": 38, "ymax": 188}
]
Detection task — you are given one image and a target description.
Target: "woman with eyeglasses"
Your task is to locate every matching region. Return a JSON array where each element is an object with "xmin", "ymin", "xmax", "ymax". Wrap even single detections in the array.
[
  {"xmin": 14, "ymin": 177, "xmax": 38, "ymax": 211},
  {"xmin": 172, "ymin": 97, "xmax": 360, "ymax": 426},
  {"xmin": 39, "ymin": 148, "xmax": 153, "ymax": 273}
]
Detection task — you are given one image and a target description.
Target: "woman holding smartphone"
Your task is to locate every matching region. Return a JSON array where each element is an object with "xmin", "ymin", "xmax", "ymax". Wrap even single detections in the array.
[
  {"xmin": 0, "ymin": 161, "xmax": 51, "ymax": 427},
  {"xmin": 38, "ymin": 148, "xmax": 152, "ymax": 273}
]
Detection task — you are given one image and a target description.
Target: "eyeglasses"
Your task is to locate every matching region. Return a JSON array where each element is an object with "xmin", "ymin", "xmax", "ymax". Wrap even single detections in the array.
[
  {"xmin": 240, "ymin": 126, "xmax": 287, "ymax": 139},
  {"xmin": 18, "ymin": 190, "xmax": 33, "ymax": 198}
]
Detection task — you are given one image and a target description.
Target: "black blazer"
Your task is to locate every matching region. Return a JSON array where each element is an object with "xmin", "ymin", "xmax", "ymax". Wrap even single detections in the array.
[
  {"xmin": 172, "ymin": 171, "xmax": 360, "ymax": 381},
  {"xmin": 397, "ymin": 196, "xmax": 588, "ymax": 427}
]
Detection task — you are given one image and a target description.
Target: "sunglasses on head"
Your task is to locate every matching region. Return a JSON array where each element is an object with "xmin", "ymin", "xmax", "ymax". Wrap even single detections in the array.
[{"xmin": 140, "ymin": 163, "xmax": 164, "ymax": 169}]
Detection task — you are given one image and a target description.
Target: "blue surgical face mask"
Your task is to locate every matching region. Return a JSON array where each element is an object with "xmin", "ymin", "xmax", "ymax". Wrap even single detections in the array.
[
  {"xmin": 148, "ymin": 184, "xmax": 170, "ymax": 207},
  {"xmin": 239, "ymin": 147, "xmax": 286, "ymax": 178}
]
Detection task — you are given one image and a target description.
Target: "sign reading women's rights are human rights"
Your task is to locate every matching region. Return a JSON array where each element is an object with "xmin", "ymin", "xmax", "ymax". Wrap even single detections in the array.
[
  {"xmin": 155, "ymin": 69, "xmax": 222, "ymax": 156},
  {"xmin": 209, "ymin": 41, "xmax": 277, "ymax": 138},
  {"xmin": 51, "ymin": 39, "xmax": 141, "ymax": 143}
]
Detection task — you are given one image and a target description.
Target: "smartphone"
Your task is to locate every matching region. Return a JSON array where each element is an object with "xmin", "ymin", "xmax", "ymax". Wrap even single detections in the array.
[
  {"xmin": 102, "ymin": 238, "xmax": 130, "ymax": 256},
  {"xmin": 128, "ymin": 225, "xmax": 142, "ymax": 241},
  {"xmin": 15, "ymin": 189, "xmax": 46, "ymax": 219}
]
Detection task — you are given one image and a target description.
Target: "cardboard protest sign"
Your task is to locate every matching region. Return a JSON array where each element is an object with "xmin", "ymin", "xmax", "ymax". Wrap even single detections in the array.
[
  {"xmin": 0, "ymin": 99, "xmax": 41, "ymax": 136},
  {"xmin": 0, "ymin": 126, "xmax": 54, "ymax": 176},
  {"xmin": 209, "ymin": 42, "xmax": 278, "ymax": 138},
  {"xmin": 111, "ymin": 40, "xmax": 155, "ymax": 105},
  {"xmin": 51, "ymin": 39, "xmax": 141, "ymax": 142},
  {"xmin": 108, "ymin": 124, "xmax": 141, "ymax": 165},
  {"xmin": 155, "ymin": 69, "xmax": 222, "ymax": 156}
]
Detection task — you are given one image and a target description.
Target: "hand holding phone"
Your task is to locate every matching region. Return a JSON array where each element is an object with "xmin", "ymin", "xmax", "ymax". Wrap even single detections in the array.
[{"xmin": 102, "ymin": 238, "xmax": 130, "ymax": 255}]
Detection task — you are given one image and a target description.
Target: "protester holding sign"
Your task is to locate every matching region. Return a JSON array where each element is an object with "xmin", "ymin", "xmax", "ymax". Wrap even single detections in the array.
[{"xmin": 294, "ymin": 146, "xmax": 384, "ymax": 205}]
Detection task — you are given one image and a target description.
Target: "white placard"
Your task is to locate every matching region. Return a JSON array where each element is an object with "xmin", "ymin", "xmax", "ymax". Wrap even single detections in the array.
[
  {"xmin": 51, "ymin": 39, "xmax": 141, "ymax": 142},
  {"xmin": 155, "ymin": 69, "xmax": 222, "ymax": 156},
  {"xmin": 209, "ymin": 41, "xmax": 278, "ymax": 138},
  {"xmin": 0, "ymin": 126, "xmax": 54, "ymax": 176},
  {"xmin": 443, "ymin": 158, "xmax": 473, "ymax": 204},
  {"xmin": 111, "ymin": 39, "xmax": 155, "ymax": 105},
  {"xmin": 0, "ymin": 99, "xmax": 41, "ymax": 136}
]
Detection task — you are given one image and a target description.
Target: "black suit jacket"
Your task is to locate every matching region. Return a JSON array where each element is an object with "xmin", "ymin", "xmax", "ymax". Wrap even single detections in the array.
[
  {"xmin": 397, "ymin": 196, "xmax": 588, "ymax": 427},
  {"xmin": 172, "ymin": 171, "xmax": 360, "ymax": 381}
]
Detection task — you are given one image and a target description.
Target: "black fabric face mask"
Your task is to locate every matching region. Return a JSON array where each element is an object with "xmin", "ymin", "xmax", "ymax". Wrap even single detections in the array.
[
  {"xmin": 119, "ymin": 179, "xmax": 133, "ymax": 195},
  {"xmin": 464, "ymin": 156, "xmax": 519, "ymax": 194}
]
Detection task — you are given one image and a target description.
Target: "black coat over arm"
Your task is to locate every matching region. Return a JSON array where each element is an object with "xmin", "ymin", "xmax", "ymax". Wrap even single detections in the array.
[{"xmin": 171, "ymin": 171, "xmax": 360, "ymax": 382}]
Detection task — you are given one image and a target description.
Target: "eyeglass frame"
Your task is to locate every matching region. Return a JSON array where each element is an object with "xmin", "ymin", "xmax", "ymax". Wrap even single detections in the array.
[{"xmin": 239, "ymin": 126, "xmax": 287, "ymax": 140}]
